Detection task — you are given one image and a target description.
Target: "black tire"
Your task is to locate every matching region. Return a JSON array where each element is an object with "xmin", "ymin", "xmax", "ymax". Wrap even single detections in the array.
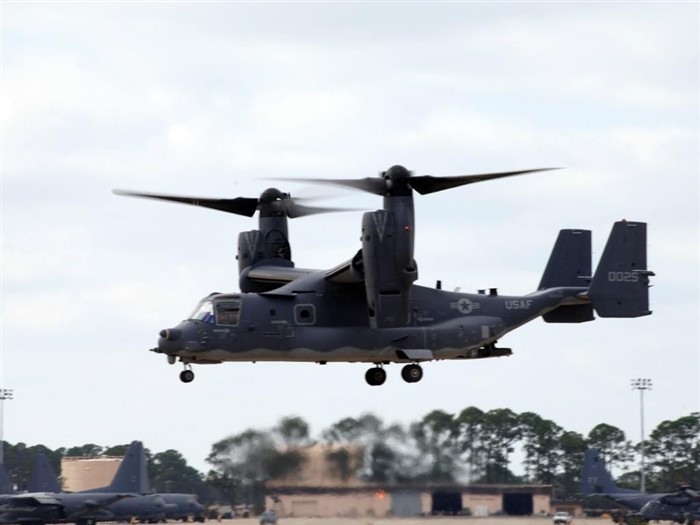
[
  {"xmin": 365, "ymin": 367, "xmax": 386, "ymax": 386},
  {"xmin": 401, "ymin": 364, "xmax": 423, "ymax": 383},
  {"xmin": 180, "ymin": 369, "xmax": 195, "ymax": 383}
]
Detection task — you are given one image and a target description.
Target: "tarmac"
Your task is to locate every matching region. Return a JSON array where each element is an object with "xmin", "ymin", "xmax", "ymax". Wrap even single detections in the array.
[{"xmin": 215, "ymin": 517, "xmax": 617, "ymax": 525}]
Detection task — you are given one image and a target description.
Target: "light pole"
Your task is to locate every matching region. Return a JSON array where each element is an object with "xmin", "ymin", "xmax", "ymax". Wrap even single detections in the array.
[
  {"xmin": 631, "ymin": 378, "xmax": 652, "ymax": 493},
  {"xmin": 0, "ymin": 388, "xmax": 14, "ymax": 465}
]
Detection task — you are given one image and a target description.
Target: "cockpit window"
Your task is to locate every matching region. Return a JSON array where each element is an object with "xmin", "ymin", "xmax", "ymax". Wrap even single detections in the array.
[
  {"xmin": 189, "ymin": 300, "xmax": 215, "ymax": 324},
  {"xmin": 216, "ymin": 300, "xmax": 241, "ymax": 326}
]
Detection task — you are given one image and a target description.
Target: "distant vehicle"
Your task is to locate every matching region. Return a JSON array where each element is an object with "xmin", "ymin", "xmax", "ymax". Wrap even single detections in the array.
[
  {"xmin": 259, "ymin": 510, "xmax": 278, "ymax": 524},
  {"xmin": 553, "ymin": 511, "xmax": 573, "ymax": 524}
]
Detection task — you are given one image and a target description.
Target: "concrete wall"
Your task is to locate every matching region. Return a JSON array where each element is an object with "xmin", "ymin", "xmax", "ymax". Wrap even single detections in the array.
[
  {"xmin": 266, "ymin": 492, "xmax": 391, "ymax": 518},
  {"xmin": 463, "ymin": 494, "xmax": 502, "ymax": 516}
]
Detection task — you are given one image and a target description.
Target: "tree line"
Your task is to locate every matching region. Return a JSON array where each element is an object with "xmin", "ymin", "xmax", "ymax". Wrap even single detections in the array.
[{"xmin": 3, "ymin": 409, "xmax": 698, "ymax": 506}]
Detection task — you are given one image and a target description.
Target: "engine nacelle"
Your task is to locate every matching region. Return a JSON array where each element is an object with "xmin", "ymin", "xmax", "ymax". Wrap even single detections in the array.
[
  {"xmin": 238, "ymin": 229, "xmax": 293, "ymax": 292},
  {"xmin": 361, "ymin": 210, "xmax": 417, "ymax": 328}
]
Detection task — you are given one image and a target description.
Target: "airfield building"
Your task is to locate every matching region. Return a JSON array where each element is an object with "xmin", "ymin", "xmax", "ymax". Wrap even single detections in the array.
[
  {"xmin": 263, "ymin": 444, "xmax": 554, "ymax": 518},
  {"xmin": 61, "ymin": 455, "xmax": 122, "ymax": 492}
]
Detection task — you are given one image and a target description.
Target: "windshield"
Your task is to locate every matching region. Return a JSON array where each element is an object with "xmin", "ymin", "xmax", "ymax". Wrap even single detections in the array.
[{"xmin": 189, "ymin": 300, "xmax": 215, "ymax": 324}]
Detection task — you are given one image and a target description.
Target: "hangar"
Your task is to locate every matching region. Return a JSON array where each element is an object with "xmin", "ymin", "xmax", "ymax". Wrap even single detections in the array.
[{"xmin": 264, "ymin": 483, "xmax": 553, "ymax": 518}]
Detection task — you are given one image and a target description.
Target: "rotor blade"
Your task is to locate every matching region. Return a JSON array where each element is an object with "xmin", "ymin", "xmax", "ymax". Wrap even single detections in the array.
[
  {"xmin": 112, "ymin": 189, "xmax": 259, "ymax": 217},
  {"xmin": 284, "ymin": 201, "xmax": 361, "ymax": 219},
  {"xmin": 409, "ymin": 168, "xmax": 561, "ymax": 195},
  {"xmin": 269, "ymin": 177, "xmax": 387, "ymax": 196}
]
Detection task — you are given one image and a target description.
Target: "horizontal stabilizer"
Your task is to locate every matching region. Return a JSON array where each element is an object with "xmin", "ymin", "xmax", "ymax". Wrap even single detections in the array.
[{"xmin": 589, "ymin": 221, "xmax": 653, "ymax": 318}]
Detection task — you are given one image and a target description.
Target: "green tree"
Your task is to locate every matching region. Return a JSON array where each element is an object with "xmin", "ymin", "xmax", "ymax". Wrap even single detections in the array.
[
  {"xmin": 645, "ymin": 412, "xmax": 700, "ymax": 489},
  {"xmin": 322, "ymin": 413, "xmax": 412, "ymax": 483},
  {"xmin": 207, "ymin": 429, "xmax": 275, "ymax": 511},
  {"xmin": 456, "ymin": 406, "xmax": 485, "ymax": 483},
  {"xmin": 519, "ymin": 412, "xmax": 563, "ymax": 484},
  {"xmin": 150, "ymin": 449, "xmax": 208, "ymax": 499},
  {"xmin": 587, "ymin": 423, "xmax": 633, "ymax": 473},
  {"xmin": 410, "ymin": 410, "xmax": 460, "ymax": 483},
  {"xmin": 555, "ymin": 430, "xmax": 587, "ymax": 499},
  {"xmin": 273, "ymin": 416, "xmax": 312, "ymax": 447},
  {"xmin": 64, "ymin": 444, "xmax": 104, "ymax": 457},
  {"xmin": 479, "ymin": 408, "xmax": 521, "ymax": 483}
]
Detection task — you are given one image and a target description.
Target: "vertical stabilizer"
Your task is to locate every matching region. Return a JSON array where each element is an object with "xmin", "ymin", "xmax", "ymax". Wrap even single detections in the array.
[
  {"xmin": 589, "ymin": 221, "xmax": 653, "ymax": 317},
  {"xmin": 91, "ymin": 441, "xmax": 149, "ymax": 494},
  {"xmin": 580, "ymin": 448, "xmax": 619, "ymax": 494},
  {"xmin": 0, "ymin": 463, "xmax": 14, "ymax": 494},
  {"xmin": 539, "ymin": 229, "xmax": 592, "ymax": 289},
  {"xmin": 28, "ymin": 453, "xmax": 62, "ymax": 493},
  {"xmin": 539, "ymin": 229, "xmax": 594, "ymax": 323}
]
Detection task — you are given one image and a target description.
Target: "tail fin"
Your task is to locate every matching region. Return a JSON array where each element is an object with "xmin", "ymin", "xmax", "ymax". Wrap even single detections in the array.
[
  {"xmin": 91, "ymin": 441, "xmax": 149, "ymax": 493},
  {"xmin": 1, "ymin": 463, "xmax": 15, "ymax": 494},
  {"xmin": 589, "ymin": 221, "xmax": 653, "ymax": 318},
  {"xmin": 580, "ymin": 448, "xmax": 619, "ymax": 494},
  {"xmin": 28, "ymin": 453, "xmax": 62, "ymax": 493},
  {"xmin": 539, "ymin": 229, "xmax": 594, "ymax": 323}
]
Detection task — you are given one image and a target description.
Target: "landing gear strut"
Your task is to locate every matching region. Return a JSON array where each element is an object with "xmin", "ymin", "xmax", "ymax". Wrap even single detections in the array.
[
  {"xmin": 179, "ymin": 365, "xmax": 194, "ymax": 383},
  {"xmin": 401, "ymin": 363, "xmax": 423, "ymax": 383},
  {"xmin": 365, "ymin": 366, "xmax": 386, "ymax": 386}
]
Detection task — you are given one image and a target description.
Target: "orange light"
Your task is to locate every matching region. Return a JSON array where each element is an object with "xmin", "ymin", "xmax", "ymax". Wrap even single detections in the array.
[{"xmin": 375, "ymin": 489, "xmax": 386, "ymax": 500}]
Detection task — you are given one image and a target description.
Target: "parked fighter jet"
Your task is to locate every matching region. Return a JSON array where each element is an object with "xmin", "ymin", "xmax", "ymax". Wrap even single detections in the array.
[
  {"xmin": 116, "ymin": 166, "xmax": 654, "ymax": 385},
  {"xmin": 580, "ymin": 448, "xmax": 699, "ymax": 524},
  {"xmin": 1, "ymin": 446, "xmax": 166, "ymax": 525}
]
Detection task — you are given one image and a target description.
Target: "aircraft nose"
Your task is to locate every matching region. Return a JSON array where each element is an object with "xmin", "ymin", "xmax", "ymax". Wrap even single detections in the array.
[{"xmin": 151, "ymin": 327, "xmax": 185, "ymax": 355}]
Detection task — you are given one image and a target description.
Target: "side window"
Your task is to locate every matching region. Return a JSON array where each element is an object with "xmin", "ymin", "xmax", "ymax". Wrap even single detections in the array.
[
  {"xmin": 216, "ymin": 301, "xmax": 241, "ymax": 326},
  {"xmin": 294, "ymin": 304, "xmax": 315, "ymax": 325}
]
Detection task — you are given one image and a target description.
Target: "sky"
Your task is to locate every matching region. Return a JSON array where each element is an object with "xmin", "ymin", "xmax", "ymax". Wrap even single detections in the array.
[{"xmin": 1, "ymin": 2, "xmax": 698, "ymax": 477}]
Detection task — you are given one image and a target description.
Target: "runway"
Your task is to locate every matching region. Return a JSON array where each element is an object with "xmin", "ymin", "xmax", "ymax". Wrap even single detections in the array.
[{"xmin": 213, "ymin": 517, "xmax": 617, "ymax": 525}]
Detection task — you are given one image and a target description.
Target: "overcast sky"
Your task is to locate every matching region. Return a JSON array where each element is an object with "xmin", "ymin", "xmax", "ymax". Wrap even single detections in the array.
[{"xmin": 1, "ymin": 2, "xmax": 698, "ymax": 476}]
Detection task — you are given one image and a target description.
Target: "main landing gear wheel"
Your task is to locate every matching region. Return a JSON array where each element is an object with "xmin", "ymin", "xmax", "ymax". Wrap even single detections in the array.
[
  {"xmin": 401, "ymin": 363, "xmax": 423, "ymax": 383},
  {"xmin": 365, "ymin": 367, "xmax": 386, "ymax": 386},
  {"xmin": 180, "ymin": 367, "xmax": 195, "ymax": 383}
]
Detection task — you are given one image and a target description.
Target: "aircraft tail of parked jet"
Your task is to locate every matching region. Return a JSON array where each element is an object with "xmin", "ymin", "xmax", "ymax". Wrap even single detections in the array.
[
  {"xmin": 89, "ymin": 441, "xmax": 149, "ymax": 494},
  {"xmin": 28, "ymin": 454, "xmax": 62, "ymax": 493},
  {"xmin": 580, "ymin": 448, "xmax": 636, "ymax": 495},
  {"xmin": 0, "ymin": 463, "xmax": 14, "ymax": 494}
]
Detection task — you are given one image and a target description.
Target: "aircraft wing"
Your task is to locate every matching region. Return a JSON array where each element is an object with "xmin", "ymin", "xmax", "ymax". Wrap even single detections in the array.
[
  {"xmin": 64, "ymin": 494, "xmax": 134, "ymax": 521},
  {"xmin": 0, "ymin": 494, "xmax": 62, "ymax": 510},
  {"xmin": 244, "ymin": 265, "xmax": 317, "ymax": 285},
  {"xmin": 323, "ymin": 258, "xmax": 363, "ymax": 284},
  {"xmin": 245, "ymin": 257, "xmax": 363, "ymax": 287}
]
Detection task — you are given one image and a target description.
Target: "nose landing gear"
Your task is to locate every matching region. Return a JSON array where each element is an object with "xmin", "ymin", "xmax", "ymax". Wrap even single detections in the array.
[{"xmin": 179, "ymin": 365, "xmax": 195, "ymax": 383}]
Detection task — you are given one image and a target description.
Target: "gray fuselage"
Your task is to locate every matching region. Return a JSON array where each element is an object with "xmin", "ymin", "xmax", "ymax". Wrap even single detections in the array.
[{"xmin": 156, "ymin": 275, "xmax": 588, "ymax": 365}]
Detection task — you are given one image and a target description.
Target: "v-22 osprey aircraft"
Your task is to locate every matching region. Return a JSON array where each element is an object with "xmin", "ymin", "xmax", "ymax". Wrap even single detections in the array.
[{"xmin": 115, "ymin": 165, "xmax": 654, "ymax": 386}]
